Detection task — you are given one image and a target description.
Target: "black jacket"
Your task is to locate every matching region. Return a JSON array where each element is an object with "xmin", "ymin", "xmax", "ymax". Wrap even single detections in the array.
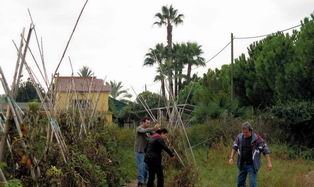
[{"xmin": 144, "ymin": 134, "xmax": 174, "ymax": 165}]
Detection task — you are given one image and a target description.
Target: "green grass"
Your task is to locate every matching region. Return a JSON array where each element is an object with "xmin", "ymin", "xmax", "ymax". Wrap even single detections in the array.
[
  {"xmin": 119, "ymin": 144, "xmax": 314, "ymax": 186},
  {"xmin": 194, "ymin": 145, "xmax": 314, "ymax": 187}
]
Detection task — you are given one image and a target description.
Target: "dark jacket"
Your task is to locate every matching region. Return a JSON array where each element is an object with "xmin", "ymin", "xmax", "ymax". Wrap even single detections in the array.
[
  {"xmin": 232, "ymin": 132, "xmax": 271, "ymax": 172},
  {"xmin": 144, "ymin": 134, "xmax": 174, "ymax": 165}
]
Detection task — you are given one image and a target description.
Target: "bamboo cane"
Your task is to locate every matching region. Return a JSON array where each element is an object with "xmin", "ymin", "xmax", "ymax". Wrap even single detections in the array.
[
  {"xmin": 27, "ymin": 9, "xmax": 49, "ymax": 86},
  {"xmin": 11, "ymin": 29, "xmax": 25, "ymax": 95},
  {"xmin": 68, "ymin": 58, "xmax": 87, "ymax": 136},
  {"xmin": 0, "ymin": 168, "xmax": 7, "ymax": 186},
  {"xmin": 131, "ymin": 87, "xmax": 156, "ymax": 122},
  {"xmin": 16, "ymin": 25, "xmax": 33, "ymax": 92}
]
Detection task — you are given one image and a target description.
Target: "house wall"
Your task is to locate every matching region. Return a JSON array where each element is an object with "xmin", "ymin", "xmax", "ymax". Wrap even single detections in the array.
[{"xmin": 54, "ymin": 92, "xmax": 112, "ymax": 124}]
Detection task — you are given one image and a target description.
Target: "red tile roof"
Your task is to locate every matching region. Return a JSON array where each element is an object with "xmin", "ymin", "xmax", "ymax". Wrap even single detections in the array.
[{"xmin": 55, "ymin": 76, "xmax": 111, "ymax": 93}]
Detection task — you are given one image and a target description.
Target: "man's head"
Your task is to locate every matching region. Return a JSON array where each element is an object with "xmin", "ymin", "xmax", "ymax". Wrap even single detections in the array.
[
  {"xmin": 156, "ymin": 128, "xmax": 168, "ymax": 139},
  {"xmin": 141, "ymin": 117, "xmax": 151, "ymax": 128},
  {"xmin": 241, "ymin": 122, "xmax": 253, "ymax": 138}
]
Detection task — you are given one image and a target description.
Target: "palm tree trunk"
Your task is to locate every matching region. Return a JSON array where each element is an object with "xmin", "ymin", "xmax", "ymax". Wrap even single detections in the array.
[
  {"xmin": 178, "ymin": 69, "xmax": 183, "ymax": 92},
  {"xmin": 161, "ymin": 78, "xmax": 166, "ymax": 98},
  {"xmin": 168, "ymin": 74, "xmax": 174, "ymax": 99},
  {"xmin": 167, "ymin": 22, "xmax": 174, "ymax": 97},
  {"xmin": 174, "ymin": 68, "xmax": 178, "ymax": 97},
  {"xmin": 187, "ymin": 63, "xmax": 192, "ymax": 83},
  {"xmin": 167, "ymin": 23, "xmax": 173, "ymax": 48}
]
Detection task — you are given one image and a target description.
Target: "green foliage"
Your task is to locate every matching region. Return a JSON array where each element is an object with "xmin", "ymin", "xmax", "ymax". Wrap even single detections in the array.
[
  {"xmin": 131, "ymin": 91, "xmax": 166, "ymax": 120},
  {"xmin": 46, "ymin": 166, "xmax": 63, "ymax": 178},
  {"xmin": 232, "ymin": 15, "xmax": 314, "ymax": 107},
  {"xmin": 0, "ymin": 162, "xmax": 7, "ymax": 169},
  {"xmin": 5, "ymin": 179, "xmax": 23, "ymax": 187},
  {"xmin": 77, "ymin": 66, "xmax": 94, "ymax": 77},
  {"xmin": 114, "ymin": 122, "xmax": 314, "ymax": 186},
  {"xmin": 108, "ymin": 80, "xmax": 132, "ymax": 101},
  {"xmin": 144, "ymin": 42, "xmax": 206, "ymax": 98},
  {"xmin": 16, "ymin": 78, "xmax": 43, "ymax": 102},
  {"xmin": 270, "ymin": 101, "xmax": 314, "ymax": 147},
  {"xmin": 27, "ymin": 102, "xmax": 40, "ymax": 114},
  {"xmin": 61, "ymin": 126, "xmax": 129, "ymax": 186},
  {"xmin": 182, "ymin": 68, "xmax": 252, "ymax": 123},
  {"xmin": 195, "ymin": 146, "xmax": 314, "ymax": 187}
]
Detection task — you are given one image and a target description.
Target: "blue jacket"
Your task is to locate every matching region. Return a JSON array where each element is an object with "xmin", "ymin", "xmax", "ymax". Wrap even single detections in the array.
[{"xmin": 232, "ymin": 132, "xmax": 271, "ymax": 172}]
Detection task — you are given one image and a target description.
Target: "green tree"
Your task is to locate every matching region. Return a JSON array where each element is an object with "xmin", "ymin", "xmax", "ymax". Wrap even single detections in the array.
[
  {"xmin": 292, "ymin": 15, "xmax": 314, "ymax": 99},
  {"xmin": 16, "ymin": 79, "xmax": 43, "ymax": 102},
  {"xmin": 172, "ymin": 43, "xmax": 185, "ymax": 96},
  {"xmin": 133, "ymin": 91, "xmax": 166, "ymax": 120},
  {"xmin": 154, "ymin": 5, "xmax": 184, "ymax": 97},
  {"xmin": 78, "ymin": 66, "xmax": 94, "ymax": 77},
  {"xmin": 144, "ymin": 43, "xmax": 167, "ymax": 98},
  {"xmin": 109, "ymin": 81, "xmax": 132, "ymax": 101}
]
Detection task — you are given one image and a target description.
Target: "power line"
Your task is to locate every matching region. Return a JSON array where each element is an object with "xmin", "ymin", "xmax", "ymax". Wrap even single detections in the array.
[
  {"xmin": 234, "ymin": 24, "xmax": 301, "ymax": 40},
  {"xmin": 205, "ymin": 41, "xmax": 231, "ymax": 64},
  {"xmin": 192, "ymin": 41, "xmax": 231, "ymax": 71}
]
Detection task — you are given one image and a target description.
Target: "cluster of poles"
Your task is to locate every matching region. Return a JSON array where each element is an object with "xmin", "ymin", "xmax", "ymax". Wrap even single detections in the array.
[
  {"xmin": 0, "ymin": 0, "xmax": 199, "ymax": 185},
  {"xmin": 0, "ymin": 1, "xmax": 89, "ymax": 185},
  {"xmin": 131, "ymin": 64, "xmax": 198, "ymax": 168}
]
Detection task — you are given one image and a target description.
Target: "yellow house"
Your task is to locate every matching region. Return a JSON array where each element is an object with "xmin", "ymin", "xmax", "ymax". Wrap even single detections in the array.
[{"xmin": 54, "ymin": 76, "xmax": 112, "ymax": 124}]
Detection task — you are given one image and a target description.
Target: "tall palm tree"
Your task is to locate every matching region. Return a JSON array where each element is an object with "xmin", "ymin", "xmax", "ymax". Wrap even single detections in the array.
[
  {"xmin": 77, "ymin": 66, "xmax": 94, "ymax": 77},
  {"xmin": 185, "ymin": 42, "xmax": 205, "ymax": 82},
  {"xmin": 172, "ymin": 43, "xmax": 185, "ymax": 96},
  {"xmin": 154, "ymin": 5, "xmax": 184, "ymax": 97},
  {"xmin": 109, "ymin": 81, "xmax": 132, "ymax": 101},
  {"xmin": 144, "ymin": 43, "xmax": 167, "ymax": 98}
]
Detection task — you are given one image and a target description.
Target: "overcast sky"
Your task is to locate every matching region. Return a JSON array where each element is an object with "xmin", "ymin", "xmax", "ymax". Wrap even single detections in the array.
[{"xmin": 0, "ymin": 0, "xmax": 313, "ymax": 97}]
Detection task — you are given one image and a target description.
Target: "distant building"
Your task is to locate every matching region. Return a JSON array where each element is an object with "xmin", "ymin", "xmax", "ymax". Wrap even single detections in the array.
[{"xmin": 54, "ymin": 76, "xmax": 112, "ymax": 124}]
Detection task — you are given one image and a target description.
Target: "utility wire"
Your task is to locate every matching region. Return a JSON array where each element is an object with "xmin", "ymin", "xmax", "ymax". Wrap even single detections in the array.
[
  {"xmin": 205, "ymin": 41, "xmax": 231, "ymax": 64},
  {"xmin": 192, "ymin": 41, "xmax": 231, "ymax": 71},
  {"xmin": 234, "ymin": 24, "xmax": 301, "ymax": 40}
]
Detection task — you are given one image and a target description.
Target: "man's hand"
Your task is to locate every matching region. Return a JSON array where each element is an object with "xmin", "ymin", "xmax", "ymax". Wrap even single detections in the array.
[
  {"xmin": 228, "ymin": 158, "xmax": 233, "ymax": 165},
  {"xmin": 228, "ymin": 149, "xmax": 235, "ymax": 165},
  {"xmin": 266, "ymin": 154, "xmax": 272, "ymax": 171},
  {"xmin": 154, "ymin": 123, "xmax": 161, "ymax": 130},
  {"xmin": 267, "ymin": 162, "xmax": 272, "ymax": 171}
]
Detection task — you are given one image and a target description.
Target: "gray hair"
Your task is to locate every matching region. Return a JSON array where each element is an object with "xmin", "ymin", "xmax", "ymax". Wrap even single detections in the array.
[{"xmin": 242, "ymin": 121, "xmax": 253, "ymax": 132}]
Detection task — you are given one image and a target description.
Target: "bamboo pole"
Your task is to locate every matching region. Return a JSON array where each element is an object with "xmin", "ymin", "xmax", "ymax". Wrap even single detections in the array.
[
  {"xmin": 19, "ymin": 38, "xmax": 48, "ymax": 89},
  {"xmin": 68, "ymin": 58, "xmax": 87, "ymax": 136},
  {"xmin": 88, "ymin": 77, "xmax": 106, "ymax": 128},
  {"xmin": 51, "ymin": 0, "xmax": 89, "ymax": 86},
  {"xmin": 0, "ymin": 67, "xmax": 40, "ymax": 184},
  {"xmin": 131, "ymin": 87, "xmax": 156, "ymax": 122},
  {"xmin": 16, "ymin": 25, "xmax": 33, "ymax": 92},
  {"xmin": 0, "ymin": 29, "xmax": 24, "ymax": 163},
  {"xmin": 0, "ymin": 168, "xmax": 7, "ymax": 186},
  {"xmin": 27, "ymin": 9, "xmax": 49, "ymax": 86},
  {"xmin": 11, "ymin": 28, "xmax": 25, "ymax": 94},
  {"xmin": 23, "ymin": 62, "xmax": 68, "ymax": 163}
]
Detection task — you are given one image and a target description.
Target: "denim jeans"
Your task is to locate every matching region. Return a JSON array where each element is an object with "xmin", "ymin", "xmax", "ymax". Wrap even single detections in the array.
[
  {"xmin": 238, "ymin": 164, "xmax": 257, "ymax": 187},
  {"xmin": 136, "ymin": 152, "xmax": 148, "ymax": 183}
]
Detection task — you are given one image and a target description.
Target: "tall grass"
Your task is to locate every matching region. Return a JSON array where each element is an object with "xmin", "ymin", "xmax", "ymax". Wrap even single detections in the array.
[
  {"xmin": 194, "ymin": 144, "xmax": 314, "ymax": 187},
  {"xmin": 117, "ymin": 123, "xmax": 314, "ymax": 186}
]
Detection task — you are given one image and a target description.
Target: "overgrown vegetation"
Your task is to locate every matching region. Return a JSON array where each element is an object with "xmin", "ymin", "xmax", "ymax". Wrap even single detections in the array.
[{"xmin": 117, "ymin": 120, "xmax": 314, "ymax": 186}]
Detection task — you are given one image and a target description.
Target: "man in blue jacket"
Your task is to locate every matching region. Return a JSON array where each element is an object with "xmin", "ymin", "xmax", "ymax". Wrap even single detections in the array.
[{"xmin": 229, "ymin": 122, "xmax": 272, "ymax": 187}]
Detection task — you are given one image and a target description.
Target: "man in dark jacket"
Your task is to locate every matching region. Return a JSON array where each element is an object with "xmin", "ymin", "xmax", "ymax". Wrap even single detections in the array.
[
  {"xmin": 145, "ymin": 128, "xmax": 174, "ymax": 187},
  {"xmin": 229, "ymin": 122, "xmax": 272, "ymax": 187}
]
